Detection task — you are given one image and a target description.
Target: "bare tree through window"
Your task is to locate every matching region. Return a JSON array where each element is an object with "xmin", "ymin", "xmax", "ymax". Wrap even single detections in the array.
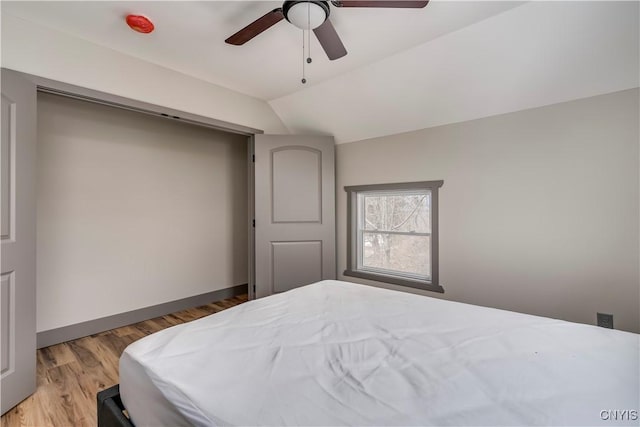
[
  {"xmin": 359, "ymin": 191, "xmax": 431, "ymax": 279},
  {"xmin": 344, "ymin": 180, "xmax": 443, "ymax": 292}
]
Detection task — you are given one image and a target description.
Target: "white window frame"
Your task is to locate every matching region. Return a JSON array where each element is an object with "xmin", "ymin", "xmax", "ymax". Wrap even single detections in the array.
[{"xmin": 344, "ymin": 181, "xmax": 444, "ymax": 293}]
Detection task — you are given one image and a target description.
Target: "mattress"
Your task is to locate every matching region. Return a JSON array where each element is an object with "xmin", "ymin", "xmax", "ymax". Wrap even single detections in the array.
[{"xmin": 120, "ymin": 280, "xmax": 639, "ymax": 426}]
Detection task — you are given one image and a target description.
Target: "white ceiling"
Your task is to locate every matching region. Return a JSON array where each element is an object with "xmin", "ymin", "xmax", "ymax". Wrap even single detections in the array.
[
  {"xmin": 2, "ymin": 1, "xmax": 522, "ymax": 101},
  {"xmin": 269, "ymin": 0, "xmax": 640, "ymax": 143},
  {"xmin": 3, "ymin": 1, "xmax": 637, "ymax": 144}
]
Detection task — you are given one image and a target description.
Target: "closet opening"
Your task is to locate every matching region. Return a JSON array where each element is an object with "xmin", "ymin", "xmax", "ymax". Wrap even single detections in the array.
[{"xmin": 34, "ymin": 88, "xmax": 255, "ymax": 348}]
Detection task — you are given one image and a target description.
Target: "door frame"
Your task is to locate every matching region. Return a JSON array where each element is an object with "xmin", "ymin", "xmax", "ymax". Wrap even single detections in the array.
[
  {"xmin": 3, "ymin": 68, "xmax": 262, "ymax": 328},
  {"xmin": 19, "ymin": 70, "xmax": 262, "ymax": 301},
  {"xmin": 247, "ymin": 136, "xmax": 256, "ymax": 300},
  {"xmin": 19, "ymin": 71, "xmax": 263, "ymax": 137}
]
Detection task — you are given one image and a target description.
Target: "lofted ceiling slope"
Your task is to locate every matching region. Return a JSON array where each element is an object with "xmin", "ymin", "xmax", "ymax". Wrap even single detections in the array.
[{"xmin": 270, "ymin": 0, "xmax": 640, "ymax": 143}]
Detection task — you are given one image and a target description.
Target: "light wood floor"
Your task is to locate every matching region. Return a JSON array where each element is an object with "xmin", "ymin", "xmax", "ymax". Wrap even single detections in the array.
[{"xmin": 1, "ymin": 294, "xmax": 248, "ymax": 427}]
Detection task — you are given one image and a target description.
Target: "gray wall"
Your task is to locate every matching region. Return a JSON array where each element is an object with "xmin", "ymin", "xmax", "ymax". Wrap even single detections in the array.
[
  {"xmin": 336, "ymin": 89, "xmax": 639, "ymax": 333},
  {"xmin": 37, "ymin": 93, "xmax": 248, "ymax": 333}
]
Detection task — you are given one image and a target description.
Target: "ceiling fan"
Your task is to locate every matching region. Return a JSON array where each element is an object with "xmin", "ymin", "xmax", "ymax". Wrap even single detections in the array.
[{"xmin": 225, "ymin": 1, "xmax": 429, "ymax": 61}]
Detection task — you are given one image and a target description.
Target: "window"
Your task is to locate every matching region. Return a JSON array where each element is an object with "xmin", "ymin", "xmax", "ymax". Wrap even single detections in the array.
[{"xmin": 344, "ymin": 181, "xmax": 444, "ymax": 292}]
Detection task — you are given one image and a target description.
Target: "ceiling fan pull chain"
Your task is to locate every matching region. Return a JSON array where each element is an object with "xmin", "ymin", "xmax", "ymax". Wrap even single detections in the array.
[
  {"xmin": 301, "ymin": 29, "xmax": 307, "ymax": 84},
  {"xmin": 307, "ymin": 1, "xmax": 312, "ymax": 64}
]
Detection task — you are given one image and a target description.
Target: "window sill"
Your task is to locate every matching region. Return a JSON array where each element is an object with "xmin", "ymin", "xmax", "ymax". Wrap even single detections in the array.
[{"xmin": 343, "ymin": 269, "xmax": 444, "ymax": 293}]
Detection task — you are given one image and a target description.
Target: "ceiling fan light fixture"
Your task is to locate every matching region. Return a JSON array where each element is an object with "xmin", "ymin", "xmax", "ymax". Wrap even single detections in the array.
[{"xmin": 284, "ymin": 1, "xmax": 330, "ymax": 30}]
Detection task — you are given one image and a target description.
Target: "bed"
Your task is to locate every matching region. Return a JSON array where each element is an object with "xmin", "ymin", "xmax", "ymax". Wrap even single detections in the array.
[{"xmin": 101, "ymin": 280, "xmax": 639, "ymax": 426}]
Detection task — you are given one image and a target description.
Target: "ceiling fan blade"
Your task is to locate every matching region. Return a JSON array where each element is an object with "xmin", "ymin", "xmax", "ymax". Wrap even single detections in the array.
[
  {"xmin": 332, "ymin": 1, "xmax": 428, "ymax": 8},
  {"xmin": 313, "ymin": 19, "xmax": 347, "ymax": 60},
  {"xmin": 225, "ymin": 8, "xmax": 285, "ymax": 45}
]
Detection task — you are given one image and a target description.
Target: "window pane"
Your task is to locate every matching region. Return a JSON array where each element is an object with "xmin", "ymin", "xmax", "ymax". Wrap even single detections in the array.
[
  {"xmin": 362, "ymin": 192, "xmax": 430, "ymax": 233},
  {"xmin": 361, "ymin": 232, "xmax": 431, "ymax": 279}
]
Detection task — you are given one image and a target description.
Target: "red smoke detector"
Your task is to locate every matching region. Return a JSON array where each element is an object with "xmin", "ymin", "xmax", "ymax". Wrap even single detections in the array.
[{"xmin": 126, "ymin": 15, "xmax": 154, "ymax": 34}]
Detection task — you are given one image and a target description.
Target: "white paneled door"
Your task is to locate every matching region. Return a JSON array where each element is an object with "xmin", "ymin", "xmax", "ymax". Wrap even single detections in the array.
[
  {"xmin": 1, "ymin": 69, "xmax": 37, "ymax": 414},
  {"xmin": 254, "ymin": 135, "xmax": 335, "ymax": 298}
]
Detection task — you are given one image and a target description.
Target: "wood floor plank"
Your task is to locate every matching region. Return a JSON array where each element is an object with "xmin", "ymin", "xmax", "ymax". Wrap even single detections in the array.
[
  {"xmin": 131, "ymin": 320, "xmax": 162, "ymax": 336},
  {"xmin": 147, "ymin": 316, "xmax": 175, "ymax": 330},
  {"xmin": 1, "ymin": 294, "xmax": 247, "ymax": 427},
  {"xmin": 111, "ymin": 325, "xmax": 141, "ymax": 338},
  {"xmin": 66, "ymin": 338, "xmax": 102, "ymax": 370},
  {"xmin": 37, "ymin": 344, "xmax": 75, "ymax": 370},
  {"xmin": 87, "ymin": 339, "xmax": 120, "ymax": 385},
  {"xmin": 47, "ymin": 363, "xmax": 94, "ymax": 426},
  {"xmin": 96, "ymin": 332, "xmax": 132, "ymax": 360},
  {"xmin": 35, "ymin": 354, "xmax": 49, "ymax": 388},
  {"xmin": 163, "ymin": 313, "xmax": 189, "ymax": 325}
]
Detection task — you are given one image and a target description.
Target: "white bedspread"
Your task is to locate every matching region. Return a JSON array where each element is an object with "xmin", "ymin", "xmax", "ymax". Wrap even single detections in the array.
[{"xmin": 120, "ymin": 280, "xmax": 639, "ymax": 426}]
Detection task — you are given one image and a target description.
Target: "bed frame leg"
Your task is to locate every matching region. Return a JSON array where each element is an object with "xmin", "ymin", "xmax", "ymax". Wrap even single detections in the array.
[{"xmin": 97, "ymin": 384, "xmax": 135, "ymax": 427}]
